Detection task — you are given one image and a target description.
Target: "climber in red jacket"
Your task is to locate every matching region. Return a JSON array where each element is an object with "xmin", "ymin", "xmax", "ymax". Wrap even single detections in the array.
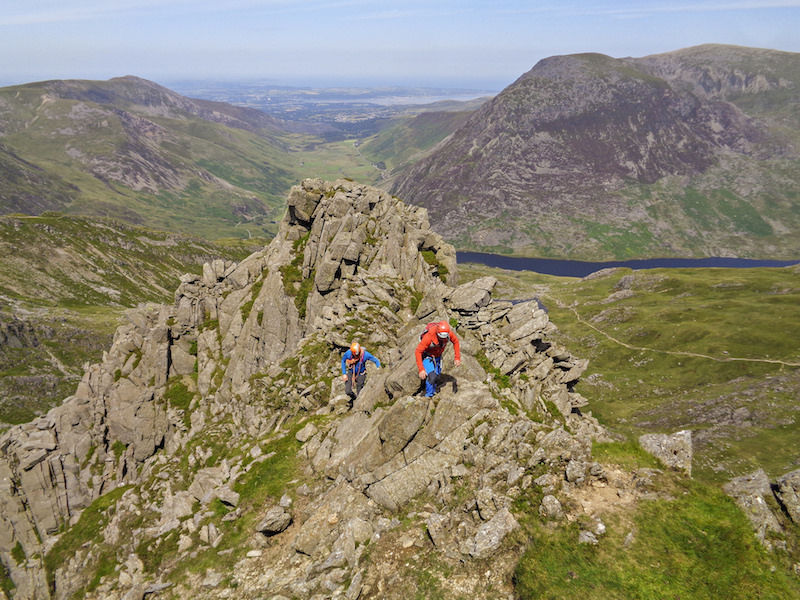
[{"xmin": 415, "ymin": 321, "xmax": 461, "ymax": 397}]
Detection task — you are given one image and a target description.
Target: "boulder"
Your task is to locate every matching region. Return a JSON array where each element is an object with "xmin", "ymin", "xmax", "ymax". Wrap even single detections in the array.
[
  {"xmin": 296, "ymin": 422, "xmax": 319, "ymax": 443},
  {"xmin": 776, "ymin": 469, "xmax": 800, "ymax": 524},
  {"xmin": 469, "ymin": 507, "xmax": 519, "ymax": 559},
  {"xmin": 723, "ymin": 469, "xmax": 783, "ymax": 546},
  {"xmin": 639, "ymin": 430, "xmax": 693, "ymax": 476},
  {"xmin": 539, "ymin": 495, "xmax": 565, "ymax": 520},
  {"xmin": 256, "ymin": 507, "xmax": 293, "ymax": 536},
  {"xmin": 447, "ymin": 277, "xmax": 496, "ymax": 313}
]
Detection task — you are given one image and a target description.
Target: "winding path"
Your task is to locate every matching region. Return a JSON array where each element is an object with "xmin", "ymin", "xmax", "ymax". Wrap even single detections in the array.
[{"xmin": 543, "ymin": 293, "xmax": 800, "ymax": 368}]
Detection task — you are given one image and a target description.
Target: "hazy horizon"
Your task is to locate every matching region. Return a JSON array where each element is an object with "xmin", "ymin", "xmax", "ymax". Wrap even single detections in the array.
[{"xmin": 3, "ymin": 1, "xmax": 800, "ymax": 91}]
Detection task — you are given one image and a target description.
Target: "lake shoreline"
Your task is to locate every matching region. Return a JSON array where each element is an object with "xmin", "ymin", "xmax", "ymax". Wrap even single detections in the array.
[{"xmin": 456, "ymin": 251, "xmax": 800, "ymax": 278}]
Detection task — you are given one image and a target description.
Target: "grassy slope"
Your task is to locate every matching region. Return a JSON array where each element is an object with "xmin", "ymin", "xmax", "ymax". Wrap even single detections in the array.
[
  {"xmin": 0, "ymin": 213, "xmax": 262, "ymax": 427},
  {"xmin": 360, "ymin": 110, "xmax": 473, "ymax": 175},
  {"xmin": 460, "ymin": 262, "xmax": 800, "ymax": 598},
  {"xmin": 515, "ymin": 445, "xmax": 800, "ymax": 599},
  {"xmin": 460, "ymin": 262, "xmax": 800, "ymax": 484},
  {"xmin": 0, "ymin": 82, "xmax": 301, "ymax": 240}
]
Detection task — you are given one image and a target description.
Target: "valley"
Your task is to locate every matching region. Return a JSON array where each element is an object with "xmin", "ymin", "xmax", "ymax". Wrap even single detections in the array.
[{"xmin": 0, "ymin": 213, "xmax": 262, "ymax": 426}]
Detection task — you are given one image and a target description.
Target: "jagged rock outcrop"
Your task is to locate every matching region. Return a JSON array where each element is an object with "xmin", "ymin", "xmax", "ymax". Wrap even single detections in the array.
[
  {"xmin": 0, "ymin": 179, "xmax": 457, "ymax": 597},
  {"xmin": 723, "ymin": 469, "xmax": 785, "ymax": 549},
  {"xmin": 723, "ymin": 467, "xmax": 800, "ymax": 552},
  {"xmin": 0, "ymin": 179, "xmax": 677, "ymax": 599},
  {"xmin": 778, "ymin": 469, "xmax": 800, "ymax": 524},
  {"xmin": 0, "ymin": 314, "xmax": 38, "ymax": 350}
]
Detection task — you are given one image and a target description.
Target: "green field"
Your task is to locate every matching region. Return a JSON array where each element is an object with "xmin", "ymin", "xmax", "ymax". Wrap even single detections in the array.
[{"xmin": 457, "ymin": 261, "xmax": 800, "ymax": 598}]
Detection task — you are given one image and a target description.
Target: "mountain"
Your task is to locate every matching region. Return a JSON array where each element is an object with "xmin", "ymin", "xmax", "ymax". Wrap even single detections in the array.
[
  {"xmin": 1, "ymin": 180, "xmax": 798, "ymax": 599},
  {"xmin": 0, "ymin": 76, "xmax": 308, "ymax": 240},
  {"xmin": 388, "ymin": 44, "xmax": 800, "ymax": 260}
]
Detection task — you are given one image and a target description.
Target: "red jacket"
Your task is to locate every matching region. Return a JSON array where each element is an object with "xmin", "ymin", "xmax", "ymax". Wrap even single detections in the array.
[{"xmin": 415, "ymin": 329, "xmax": 460, "ymax": 371}]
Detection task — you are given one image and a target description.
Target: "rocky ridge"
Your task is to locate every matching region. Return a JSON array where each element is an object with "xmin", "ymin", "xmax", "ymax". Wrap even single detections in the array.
[{"xmin": 1, "ymin": 180, "xmax": 799, "ymax": 599}]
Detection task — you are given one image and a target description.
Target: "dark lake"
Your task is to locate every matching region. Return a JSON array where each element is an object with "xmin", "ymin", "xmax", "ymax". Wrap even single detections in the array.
[{"xmin": 457, "ymin": 252, "xmax": 800, "ymax": 278}]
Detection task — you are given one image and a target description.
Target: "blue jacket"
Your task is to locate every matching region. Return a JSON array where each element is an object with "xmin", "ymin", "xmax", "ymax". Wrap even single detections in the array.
[{"xmin": 341, "ymin": 349, "xmax": 380, "ymax": 375}]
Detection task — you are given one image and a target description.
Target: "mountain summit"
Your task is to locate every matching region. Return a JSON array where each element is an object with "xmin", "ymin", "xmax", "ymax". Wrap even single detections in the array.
[{"xmin": 389, "ymin": 45, "xmax": 800, "ymax": 259}]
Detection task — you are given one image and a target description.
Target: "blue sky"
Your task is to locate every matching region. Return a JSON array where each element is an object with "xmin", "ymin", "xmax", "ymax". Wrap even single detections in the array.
[{"xmin": 2, "ymin": 0, "xmax": 800, "ymax": 90}]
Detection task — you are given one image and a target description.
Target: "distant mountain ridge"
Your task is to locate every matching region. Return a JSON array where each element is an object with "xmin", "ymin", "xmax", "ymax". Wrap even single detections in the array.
[
  {"xmin": 14, "ymin": 75, "xmax": 293, "ymax": 137},
  {"xmin": 4, "ymin": 45, "xmax": 800, "ymax": 258},
  {"xmin": 0, "ymin": 76, "xmax": 307, "ymax": 239},
  {"xmin": 388, "ymin": 44, "xmax": 800, "ymax": 259}
]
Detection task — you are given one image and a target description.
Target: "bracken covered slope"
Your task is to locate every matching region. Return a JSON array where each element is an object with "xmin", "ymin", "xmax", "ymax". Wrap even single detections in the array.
[{"xmin": 389, "ymin": 45, "xmax": 800, "ymax": 260}]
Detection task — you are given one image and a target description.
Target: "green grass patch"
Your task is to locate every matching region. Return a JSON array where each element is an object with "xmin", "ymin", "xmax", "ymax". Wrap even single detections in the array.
[
  {"xmin": 235, "ymin": 429, "xmax": 303, "ymax": 505},
  {"xmin": 421, "ymin": 249, "xmax": 449, "ymax": 279},
  {"xmin": 409, "ymin": 556, "xmax": 453, "ymax": 600},
  {"xmin": 44, "ymin": 485, "xmax": 132, "ymax": 592},
  {"xmin": 240, "ymin": 277, "xmax": 265, "ymax": 322},
  {"xmin": 164, "ymin": 377, "xmax": 195, "ymax": 412},
  {"xmin": 280, "ymin": 233, "xmax": 315, "ymax": 318},
  {"xmin": 11, "ymin": 541, "xmax": 25, "ymax": 565},
  {"xmin": 515, "ymin": 478, "xmax": 800, "ymax": 600},
  {"xmin": 111, "ymin": 440, "xmax": 127, "ymax": 461},
  {"xmin": 136, "ymin": 529, "xmax": 181, "ymax": 576},
  {"xmin": 475, "ymin": 349, "xmax": 510, "ymax": 390},
  {"xmin": 592, "ymin": 440, "xmax": 664, "ymax": 471},
  {"xmin": 409, "ymin": 290, "xmax": 423, "ymax": 314},
  {"xmin": 0, "ymin": 561, "xmax": 16, "ymax": 597}
]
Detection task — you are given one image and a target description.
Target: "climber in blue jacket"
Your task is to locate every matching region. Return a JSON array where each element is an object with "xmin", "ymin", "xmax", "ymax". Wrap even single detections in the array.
[{"xmin": 341, "ymin": 341, "xmax": 380, "ymax": 408}]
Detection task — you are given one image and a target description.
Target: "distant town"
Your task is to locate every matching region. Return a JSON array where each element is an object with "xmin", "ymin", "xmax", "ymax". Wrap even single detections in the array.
[{"xmin": 165, "ymin": 80, "xmax": 495, "ymax": 126}]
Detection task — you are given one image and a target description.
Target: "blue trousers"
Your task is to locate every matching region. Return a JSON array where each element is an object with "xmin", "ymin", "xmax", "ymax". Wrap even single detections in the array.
[{"xmin": 422, "ymin": 355, "xmax": 442, "ymax": 397}]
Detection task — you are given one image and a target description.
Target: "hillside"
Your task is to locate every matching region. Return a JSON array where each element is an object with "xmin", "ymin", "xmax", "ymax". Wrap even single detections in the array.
[
  {"xmin": 0, "ymin": 78, "xmax": 490, "ymax": 243},
  {"xmin": 359, "ymin": 109, "xmax": 474, "ymax": 177},
  {"xmin": 388, "ymin": 45, "xmax": 800, "ymax": 260},
  {"xmin": 0, "ymin": 77, "xmax": 306, "ymax": 240},
  {"xmin": 458, "ymin": 260, "xmax": 800, "ymax": 484},
  {"xmin": 1, "ymin": 180, "xmax": 798, "ymax": 600},
  {"xmin": 0, "ymin": 213, "xmax": 261, "ymax": 426}
]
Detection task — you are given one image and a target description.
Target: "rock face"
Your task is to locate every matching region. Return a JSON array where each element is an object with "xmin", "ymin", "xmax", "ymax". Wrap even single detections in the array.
[
  {"xmin": 0, "ymin": 179, "xmax": 461, "ymax": 598},
  {"xmin": 1, "ymin": 178, "xmax": 790, "ymax": 599},
  {"xmin": 723, "ymin": 469, "xmax": 785, "ymax": 549},
  {"xmin": 389, "ymin": 44, "xmax": 800, "ymax": 260},
  {"xmin": 639, "ymin": 430, "xmax": 693, "ymax": 476}
]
